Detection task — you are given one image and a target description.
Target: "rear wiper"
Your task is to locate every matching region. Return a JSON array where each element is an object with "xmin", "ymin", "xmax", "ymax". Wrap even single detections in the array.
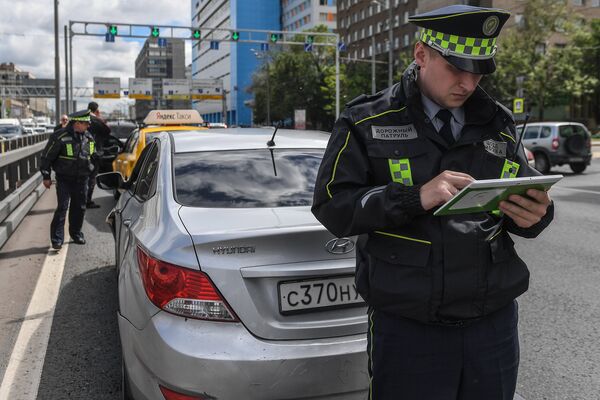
[{"xmin": 267, "ymin": 121, "xmax": 282, "ymax": 147}]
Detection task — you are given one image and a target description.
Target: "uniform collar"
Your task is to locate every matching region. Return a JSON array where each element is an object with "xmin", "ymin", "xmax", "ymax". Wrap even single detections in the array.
[{"xmin": 420, "ymin": 94, "xmax": 465, "ymax": 127}]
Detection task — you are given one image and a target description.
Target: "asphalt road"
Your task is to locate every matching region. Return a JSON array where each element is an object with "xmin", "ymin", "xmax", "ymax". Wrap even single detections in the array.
[{"xmin": 0, "ymin": 159, "xmax": 598, "ymax": 399}]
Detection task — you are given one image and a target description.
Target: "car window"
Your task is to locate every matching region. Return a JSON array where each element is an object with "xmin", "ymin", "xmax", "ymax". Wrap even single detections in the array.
[
  {"xmin": 108, "ymin": 122, "xmax": 136, "ymax": 139},
  {"xmin": 134, "ymin": 143, "xmax": 160, "ymax": 201},
  {"xmin": 173, "ymin": 149, "xmax": 324, "ymax": 208},
  {"xmin": 124, "ymin": 130, "xmax": 140, "ymax": 153},
  {"xmin": 571, "ymin": 125, "xmax": 588, "ymax": 136},
  {"xmin": 559, "ymin": 125, "xmax": 574, "ymax": 137},
  {"xmin": 540, "ymin": 126, "xmax": 552, "ymax": 138},
  {"xmin": 523, "ymin": 126, "xmax": 540, "ymax": 140}
]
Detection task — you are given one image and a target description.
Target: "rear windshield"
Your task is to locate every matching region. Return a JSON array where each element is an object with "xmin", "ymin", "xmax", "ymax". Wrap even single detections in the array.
[
  {"xmin": 108, "ymin": 123, "xmax": 137, "ymax": 139},
  {"xmin": 0, "ymin": 125, "xmax": 21, "ymax": 135},
  {"xmin": 173, "ymin": 149, "xmax": 324, "ymax": 208}
]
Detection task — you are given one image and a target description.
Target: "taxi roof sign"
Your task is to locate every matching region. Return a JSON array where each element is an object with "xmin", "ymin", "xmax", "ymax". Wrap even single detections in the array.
[{"xmin": 143, "ymin": 110, "xmax": 204, "ymax": 125}]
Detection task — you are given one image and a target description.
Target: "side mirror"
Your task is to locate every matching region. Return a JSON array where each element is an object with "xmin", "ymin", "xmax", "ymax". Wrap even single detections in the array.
[{"xmin": 96, "ymin": 172, "xmax": 124, "ymax": 190}]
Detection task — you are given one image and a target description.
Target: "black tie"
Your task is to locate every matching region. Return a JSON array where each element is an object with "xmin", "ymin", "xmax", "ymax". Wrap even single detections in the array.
[{"xmin": 436, "ymin": 109, "xmax": 455, "ymax": 146}]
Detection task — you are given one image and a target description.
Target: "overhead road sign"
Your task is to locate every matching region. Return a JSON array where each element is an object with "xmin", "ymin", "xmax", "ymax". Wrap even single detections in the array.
[
  {"xmin": 304, "ymin": 43, "xmax": 313, "ymax": 52},
  {"xmin": 191, "ymin": 79, "xmax": 223, "ymax": 100},
  {"xmin": 158, "ymin": 37, "xmax": 167, "ymax": 47},
  {"xmin": 162, "ymin": 79, "xmax": 190, "ymax": 100},
  {"xmin": 109, "ymin": 25, "xmax": 118, "ymax": 35},
  {"xmin": 93, "ymin": 77, "xmax": 120, "ymax": 98},
  {"xmin": 210, "ymin": 41, "xmax": 219, "ymax": 50},
  {"xmin": 231, "ymin": 31, "xmax": 240, "ymax": 41},
  {"xmin": 128, "ymin": 78, "xmax": 152, "ymax": 100}
]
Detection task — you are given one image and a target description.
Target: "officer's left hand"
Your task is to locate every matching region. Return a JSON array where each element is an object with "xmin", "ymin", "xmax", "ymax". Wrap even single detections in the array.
[{"xmin": 499, "ymin": 189, "xmax": 551, "ymax": 228}]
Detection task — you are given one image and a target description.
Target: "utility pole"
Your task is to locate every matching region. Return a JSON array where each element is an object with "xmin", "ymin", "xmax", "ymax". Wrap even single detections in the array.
[
  {"xmin": 64, "ymin": 25, "xmax": 69, "ymax": 114},
  {"xmin": 266, "ymin": 60, "xmax": 271, "ymax": 126},
  {"xmin": 53, "ymin": 0, "xmax": 60, "ymax": 122},
  {"xmin": 387, "ymin": 0, "xmax": 393, "ymax": 87},
  {"xmin": 371, "ymin": 36, "xmax": 376, "ymax": 95}
]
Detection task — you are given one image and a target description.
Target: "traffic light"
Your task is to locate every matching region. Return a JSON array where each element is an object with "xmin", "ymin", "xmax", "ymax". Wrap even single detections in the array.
[
  {"xmin": 231, "ymin": 31, "xmax": 240, "ymax": 41},
  {"xmin": 269, "ymin": 33, "xmax": 279, "ymax": 43},
  {"xmin": 192, "ymin": 29, "xmax": 201, "ymax": 39},
  {"xmin": 109, "ymin": 25, "xmax": 118, "ymax": 35},
  {"xmin": 306, "ymin": 35, "xmax": 314, "ymax": 44},
  {"xmin": 151, "ymin": 27, "xmax": 160, "ymax": 38}
]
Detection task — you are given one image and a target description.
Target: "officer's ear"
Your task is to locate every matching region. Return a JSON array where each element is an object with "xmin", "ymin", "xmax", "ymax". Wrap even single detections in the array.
[{"xmin": 414, "ymin": 41, "xmax": 427, "ymax": 70}]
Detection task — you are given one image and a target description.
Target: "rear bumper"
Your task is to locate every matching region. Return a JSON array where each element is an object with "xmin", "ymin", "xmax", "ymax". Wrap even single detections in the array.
[
  {"xmin": 118, "ymin": 312, "xmax": 369, "ymax": 400},
  {"xmin": 548, "ymin": 152, "xmax": 592, "ymax": 165}
]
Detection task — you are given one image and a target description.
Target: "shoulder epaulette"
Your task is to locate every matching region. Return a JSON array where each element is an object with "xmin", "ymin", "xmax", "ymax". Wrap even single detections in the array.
[
  {"xmin": 496, "ymin": 101, "xmax": 514, "ymax": 123},
  {"xmin": 346, "ymin": 91, "xmax": 386, "ymax": 108}
]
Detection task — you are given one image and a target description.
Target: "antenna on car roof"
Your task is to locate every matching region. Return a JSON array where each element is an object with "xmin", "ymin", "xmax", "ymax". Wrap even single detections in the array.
[{"xmin": 267, "ymin": 121, "xmax": 282, "ymax": 147}]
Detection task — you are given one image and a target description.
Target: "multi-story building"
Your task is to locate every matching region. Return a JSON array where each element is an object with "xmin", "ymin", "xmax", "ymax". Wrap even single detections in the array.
[
  {"xmin": 191, "ymin": 0, "xmax": 280, "ymax": 126},
  {"xmin": 337, "ymin": 0, "xmax": 418, "ymax": 74},
  {"xmin": 134, "ymin": 38, "xmax": 187, "ymax": 121},
  {"xmin": 0, "ymin": 63, "xmax": 50, "ymax": 117},
  {"xmin": 282, "ymin": 0, "xmax": 337, "ymax": 32}
]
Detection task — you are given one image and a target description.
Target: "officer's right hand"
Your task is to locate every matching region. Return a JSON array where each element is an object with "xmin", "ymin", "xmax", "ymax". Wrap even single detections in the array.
[
  {"xmin": 419, "ymin": 170, "xmax": 474, "ymax": 211},
  {"xmin": 43, "ymin": 179, "xmax": 52, "ymax": 189}
]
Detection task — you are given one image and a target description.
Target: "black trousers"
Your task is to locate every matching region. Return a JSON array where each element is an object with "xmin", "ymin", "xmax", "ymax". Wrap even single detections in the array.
[
  {"xmin": 50, "ymin": 178, "xmax": 88, "ymax": 245},
  {"xmin": 367, "ymin": 301, "xmax": 519, "ymax": 400}
]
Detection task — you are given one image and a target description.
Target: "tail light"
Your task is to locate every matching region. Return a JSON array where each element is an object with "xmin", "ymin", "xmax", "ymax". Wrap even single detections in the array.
[
  {"xmin": 160, "ymin": 385, "xmax": 205, "ymax": 400},
  {"xmin": 586, "ymin": 137, "xmax": 592, "ymax": 149},
  {"xmin": 551, "ymin": 138, "xmax": 559, "ymax": 150},
  {"xmin": 137, "ymin": 246, "xmax": 238, "ymax": 321}
]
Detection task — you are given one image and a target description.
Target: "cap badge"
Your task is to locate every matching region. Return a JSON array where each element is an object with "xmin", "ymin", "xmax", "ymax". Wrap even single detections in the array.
[{"xmin": 483, "ymin": 16, "xmax": 500, "ymax": 36}]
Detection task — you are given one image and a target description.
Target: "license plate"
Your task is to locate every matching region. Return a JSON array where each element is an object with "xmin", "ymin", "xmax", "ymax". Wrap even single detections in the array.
[{"xmin": 278, "ymin": 275, "xmax": 364, "ymax": 314}]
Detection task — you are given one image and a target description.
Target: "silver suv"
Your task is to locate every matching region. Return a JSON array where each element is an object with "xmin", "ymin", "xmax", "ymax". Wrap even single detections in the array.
[{"xmin": 518, "ymin": 122, "xmax": 592, "ymax": 174}]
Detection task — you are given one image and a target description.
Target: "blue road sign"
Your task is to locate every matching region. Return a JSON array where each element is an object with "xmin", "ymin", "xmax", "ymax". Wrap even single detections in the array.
[
  {"xmin": 157, "ymin": 37, "xmax": 167, "ymax": 47},
  {"xmin": 337, "ymin": 42, "xmax": 347, "ymax": 52},
  {"xmin": 304, "ymin": 42, "xmax": 313, "ymax": 52},
  {"xmin": 123, "ymin": 90, "xmax": 129, "ymax": 95},
  {"xmin": 210, "ymin": 41, "xmax": 219, "ymax": 50},
  {"xmin": 105, "ymin": 33, "xmax": 115, "ymax": 43},
  {"xmin": 260, "ymin": 43, "xmax": 269, "ymax": 52}
]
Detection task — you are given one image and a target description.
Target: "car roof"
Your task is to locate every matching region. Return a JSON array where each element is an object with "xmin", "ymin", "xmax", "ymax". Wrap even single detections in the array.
[
  {"xmin": 141, "ymin": 125, "xmax": 207, "ymax": 134},
  {"xmin": 516, "ymin": 122, "xmax": 585, "ymax": 126},
  {"xmin": 169, "ymin": 128, "xmax": 330, "ymax": 153}
]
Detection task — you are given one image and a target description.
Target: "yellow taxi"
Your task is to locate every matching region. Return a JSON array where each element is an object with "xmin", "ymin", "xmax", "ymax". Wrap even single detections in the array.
[{"xmin": 113, "ymin": 110, "xmax": 207, "ymax": 180}]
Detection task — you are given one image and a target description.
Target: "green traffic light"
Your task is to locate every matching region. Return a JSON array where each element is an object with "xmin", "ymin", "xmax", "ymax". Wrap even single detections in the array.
[
  {"xmin": 193, "ymin": 30, "xmax": 201, "ymax": 39},
  {"xmin": 109, "ymin": 25, "xmax": 118, "ymax": 35},
  {"xmin": 270, "ymin": 33, "xmax": 278, "ymax": 43},
  {"xmin": 232, "ymin": 31, "xmax": 240, "ymax": 41},
  {"xmin": 151, "ymin": 27, "xmax": 160, "ymax": 38},
  {"xmin": 307, "ymin": 35, "xmax": 314, "ymax": 44}
]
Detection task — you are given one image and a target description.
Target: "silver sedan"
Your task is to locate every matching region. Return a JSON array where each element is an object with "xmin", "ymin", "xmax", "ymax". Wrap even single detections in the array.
[{"xmin": 99, "ymin": 128, "xmax": 369, "ymax": 400}]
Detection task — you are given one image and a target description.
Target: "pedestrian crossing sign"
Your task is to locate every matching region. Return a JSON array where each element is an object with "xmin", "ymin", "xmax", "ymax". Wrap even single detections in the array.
[{"xmin": 513, "ymin": 98, "xmax": 524, "ymax": 114}]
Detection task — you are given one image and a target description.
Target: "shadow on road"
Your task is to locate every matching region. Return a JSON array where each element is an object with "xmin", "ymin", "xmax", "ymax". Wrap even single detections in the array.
[{"xmin": 37, "ymin": 264, "xmax": 121, "ymax": 400}]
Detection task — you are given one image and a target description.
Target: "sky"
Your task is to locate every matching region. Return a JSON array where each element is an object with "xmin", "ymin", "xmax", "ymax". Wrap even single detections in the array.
[{"xmin": 0, "ymin": 0, "xmax": 192, "ymax": 113}]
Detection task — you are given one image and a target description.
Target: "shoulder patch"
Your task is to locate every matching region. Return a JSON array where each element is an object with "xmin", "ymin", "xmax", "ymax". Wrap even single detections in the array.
[{"xmin": 345, "ymin": 91, "xmax": 386, "ymax": 108}]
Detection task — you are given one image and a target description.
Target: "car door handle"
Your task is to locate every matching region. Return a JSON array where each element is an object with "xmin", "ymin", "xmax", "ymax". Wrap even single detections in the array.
[{"xmin": 123, "ymin": 219, "xmax": 131, "ymax": 227}]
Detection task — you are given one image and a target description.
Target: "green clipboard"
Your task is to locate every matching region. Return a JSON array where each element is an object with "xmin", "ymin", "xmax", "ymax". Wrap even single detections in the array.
[{"xmin": 433, "ymin": 175, "xmax": 563, "ymax": 216}]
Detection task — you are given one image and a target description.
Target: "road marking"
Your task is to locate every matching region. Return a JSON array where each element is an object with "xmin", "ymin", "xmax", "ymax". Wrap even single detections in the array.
[
  {"xmin": 553, "ymin": 186, "xmax": 600, "ymax": 195},
  {"xmin": 0, "ymin": 243, "xmax": 69, "ymax": 400}
]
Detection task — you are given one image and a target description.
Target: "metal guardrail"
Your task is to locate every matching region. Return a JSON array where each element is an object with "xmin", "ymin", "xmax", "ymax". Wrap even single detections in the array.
[
  {"xmin": 0, "ymin": 139, "xmax": 47, "ymax": 201},
  {"xmin": 0, "ymin": 133, "xmax": 50, "ymax": 153}
]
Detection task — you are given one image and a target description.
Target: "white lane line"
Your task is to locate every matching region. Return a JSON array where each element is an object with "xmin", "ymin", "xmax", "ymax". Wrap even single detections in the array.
[
  {"xmin": 553, "ymin": 186, "xmax": 600, "ymax": 195},
  {"xmin": 0, "ymin": 243, "xmax": 69, "ymax": 400}
]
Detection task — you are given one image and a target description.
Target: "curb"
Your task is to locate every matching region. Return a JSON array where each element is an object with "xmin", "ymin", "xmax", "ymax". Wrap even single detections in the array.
[{"xmin": 0, "ymin": 174, "xmax": 45, "ymax": 249}]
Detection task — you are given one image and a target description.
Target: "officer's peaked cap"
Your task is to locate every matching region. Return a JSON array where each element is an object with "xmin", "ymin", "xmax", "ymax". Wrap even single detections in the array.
[
  {"xmin": 68, "ymin": 109, "xmax": 91, "ymax": 123},
  {"xmin": 409, "ymin": 5, "xmax": 510, "ymax": 74}
]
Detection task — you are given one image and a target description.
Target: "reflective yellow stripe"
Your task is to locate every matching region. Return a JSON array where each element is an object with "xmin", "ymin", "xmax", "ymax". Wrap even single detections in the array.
[
  {"xmin": 488, "ymin": 228, "xmax": 503, "ymax": 241},
  {"xmin": 65, "ymin": 143, "xmax": 73, "ymax": 156},
  {"xmin": 355, "ymin": 107, "xmax": 407, "ymax": 126},
  {"xmin": 374, "ymin": 230, "xmax": 432, "ymax": 245},
  {"xmin": 326, "ymin": 130, "xmax": 351, "ymax": 199},
  {"xmin": 90, "ymin": 141, "xmax": 95, "ymax": 154},
  {"xmin": 411, "ymin": 10, "xmax": 509, "ymax": 22},
  {"xmin": 499, "ymin": 131, "xmax": 515, "ymax": 143},
  {"xmin": 59, "ymin": 156, "xmax": 75, "ymax": 160}
]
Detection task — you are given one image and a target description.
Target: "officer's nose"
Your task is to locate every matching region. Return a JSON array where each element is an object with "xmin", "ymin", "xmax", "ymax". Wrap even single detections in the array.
[{"xmin": 458, "ymin": 71, "xmax": 481, "ymax": 92}]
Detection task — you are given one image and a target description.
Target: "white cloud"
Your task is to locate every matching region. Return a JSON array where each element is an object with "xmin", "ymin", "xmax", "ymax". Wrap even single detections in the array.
[{"xmin": 0, "ymin": 0, "xmax": 191, "ymax": 113}]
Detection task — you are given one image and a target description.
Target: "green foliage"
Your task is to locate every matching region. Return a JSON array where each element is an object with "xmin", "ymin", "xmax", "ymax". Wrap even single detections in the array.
[{"xmin": 483, "ymin": 0, "xmax": 597, "ymax": 119}]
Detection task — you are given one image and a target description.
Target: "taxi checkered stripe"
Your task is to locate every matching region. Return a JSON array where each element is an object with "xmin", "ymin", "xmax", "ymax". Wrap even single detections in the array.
[
  {"xmin": 420, "ymin": 28, "xmax": 496, "ymax": 57},
  {"xmin": 389, "ymin": 158, "xmax": 413, "ymax": 186}
]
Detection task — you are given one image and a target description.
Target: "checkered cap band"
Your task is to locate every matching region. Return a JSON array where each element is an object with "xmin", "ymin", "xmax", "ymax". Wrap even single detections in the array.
[
  {"xmin": 420, "ymin": 28, "xmax": 497, "ymax": 58},
  {"xmin": 70, "ymin": 115, "xmax": 91, "ymax": 122}
]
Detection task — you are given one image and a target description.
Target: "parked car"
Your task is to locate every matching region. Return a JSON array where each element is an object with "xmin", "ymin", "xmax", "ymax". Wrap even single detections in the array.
[
  {"xmin": 0, "ymin": 119, "xmax": 24, "ymax": 139},
  {"xmin": 518, "ymin": 122, "xmax": 592, "ymax": 174},
  {"xmin": 106, "ymin": 119, "xmax": 138, "ymax": 145},
  {"xmin": 96, "ymin": 127, "xmax": 368, "ymax": 400},
  {"xmin": 112, "ymin": 110, "xmax": 207, "ymax": 181}
]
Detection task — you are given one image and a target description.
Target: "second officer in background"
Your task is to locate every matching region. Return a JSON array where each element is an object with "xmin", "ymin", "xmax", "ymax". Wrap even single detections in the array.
[{"xmin": 40, "ymin": 109, "xmax": 96, "ymax": 250}]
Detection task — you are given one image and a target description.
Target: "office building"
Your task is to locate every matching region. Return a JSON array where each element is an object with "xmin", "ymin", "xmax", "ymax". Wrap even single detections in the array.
[
  {"xmin": 191, "ymin": 0, "xmax": 280, "ymax": 126},
  {"xmin": 134, "ymin": 38, "xmax": 188, "ymax": 121},
  {"xmin": 282, "ymin": 0, "xmax": 337, "ymax": 32}
]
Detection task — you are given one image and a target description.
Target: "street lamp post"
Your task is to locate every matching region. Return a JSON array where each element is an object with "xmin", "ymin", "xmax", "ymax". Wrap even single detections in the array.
[{"xmin": 53, "ymin": 0, "xmax": 60, "ymax": 122}]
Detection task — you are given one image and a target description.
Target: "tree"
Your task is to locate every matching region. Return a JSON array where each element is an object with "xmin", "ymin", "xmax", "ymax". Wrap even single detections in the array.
[{"xmin": 482, "ymin": 0, "xmax": 597, "ymax": 121}]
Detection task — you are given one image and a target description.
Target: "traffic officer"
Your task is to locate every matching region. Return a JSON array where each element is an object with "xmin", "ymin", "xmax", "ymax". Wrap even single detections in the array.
[
  {"xmin": 312, "ymin": 5, "xmax": 554, "ymax": 400},
  {"xmin": 85, "ymin": 101, "xmax": 111, "ymax": 208},
  {"xmin": 41, "ymin": 109, "xmax": 96, "ymax": 250}
]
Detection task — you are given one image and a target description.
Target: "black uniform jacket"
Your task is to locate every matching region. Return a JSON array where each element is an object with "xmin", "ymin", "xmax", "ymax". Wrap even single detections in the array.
[
  {"xmin": 40, "ymin": 125, "xmax": 96, "ymax": 181},
  {"xmin": 312, "ymin": 63, "xmax": 554, "ymax": 324}
]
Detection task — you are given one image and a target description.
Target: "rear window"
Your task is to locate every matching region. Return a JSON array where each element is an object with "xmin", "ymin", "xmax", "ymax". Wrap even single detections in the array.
[
  {"xmin": 173, "ymin": 149, "xmax": 324, "ymax": 208},
  {"xmin": 108, "ymin": 123, "xmax": 137, "ymax": 139}
]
